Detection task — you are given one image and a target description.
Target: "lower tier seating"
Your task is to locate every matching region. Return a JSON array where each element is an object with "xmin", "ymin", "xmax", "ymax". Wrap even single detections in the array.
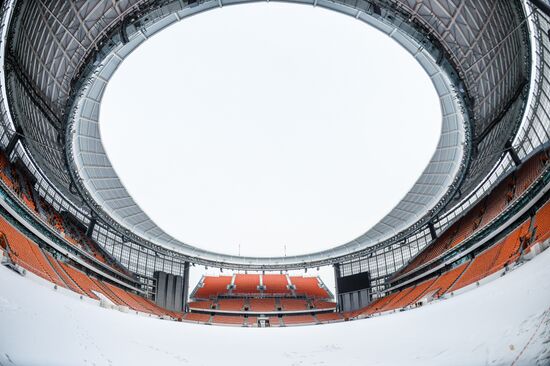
[
  {"xmin": 282, "ymin": 315, "xmax": 317, "ymax": 325},
  {"xmin": 316, "ymin": 312, "xmax": 344, "ymax": 322},
  {"xmin": 0, "ymin": 213, "xmax": 177, "ymax": 318},
  {"xmin": 211, "ymin": 315, "xmax": 245, "ymax": 325},
  {"xmin": 280, "ymin": 298, "xmax": 308, "ymax": 311},
  {"xmin": 532, "ymin": 200, "xmax": 550, "ymax": 243},
  {"xmin": 249, "ymin": 298, "xmax": 276, "ymax": 312},
  {"xmin": 183, "ymin": 313, "xmax": 211, "ymax": 323},
  {"xmin": 217, "ymin": 298, "xmax": 245, "ymax": 311}
]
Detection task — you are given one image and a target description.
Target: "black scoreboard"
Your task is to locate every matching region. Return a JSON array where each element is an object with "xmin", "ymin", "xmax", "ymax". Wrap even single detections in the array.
[{"xmin": 337, "ymin": 271, "xmax": 371, "ymax": 294}]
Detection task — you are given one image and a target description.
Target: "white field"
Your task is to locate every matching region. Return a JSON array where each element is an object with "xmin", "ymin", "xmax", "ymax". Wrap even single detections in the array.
[{"xmin": 1, "ymin": 249, "xmax": 549, "ymax": 366}]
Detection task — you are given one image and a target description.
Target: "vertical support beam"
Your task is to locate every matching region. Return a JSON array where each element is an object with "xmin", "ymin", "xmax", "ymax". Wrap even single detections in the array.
[
  {"xmin": 174, "ymin": 275, "xmax": 184, "ymax": 313},
  {"xmin": 5, "ymin": 130, "xmax": 21, "ymax": 157},
  {"xmin": 428, "ymin": 222, "xmax": 437, "ymax": 241},
  {"xmin": 505, "ymin": 140, "xmax": 522, "ymax": 167},
  {"xmin": 86, "ymin": 217, "xmax": 97, "ymax": 237},
  {"xmin": 155, "ymin": 271, "xmax": 167, "ymax": 308},
  {"xmin": 333, "ymin": 263, "xmax": 341, "ymax": 312},
  {"xmin": 182, "ymin": 261, "xmax": 190, "ymax": 311},
  {"xmin": 166, "ymin": 273, "xmax": 175, "ymax": 311}
]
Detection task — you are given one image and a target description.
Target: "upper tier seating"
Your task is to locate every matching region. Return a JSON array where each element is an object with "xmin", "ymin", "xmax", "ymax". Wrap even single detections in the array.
[
  {"xmin": 514, "ymin": 149, "xmax": 549, "ymax": 197},
  {"xmin": 262, "ymin": 274, "xmax": 290, "ymax": 294},
  {"xmin": 233, "ymin": 274, "xmax": 260, "ymax": 294},
  {"xmin": 194, "ymin": 276, "xmax": 232, "ymax": 299},
  {"xmin": 289, "ymin": 276, "xmax": 329, "ymax": 298}
]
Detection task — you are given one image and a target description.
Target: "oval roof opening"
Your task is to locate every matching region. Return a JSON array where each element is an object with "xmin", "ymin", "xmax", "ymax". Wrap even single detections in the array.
[{"xmin": 100, "ymin": 2, "xmax": 441, "ymax": 257}]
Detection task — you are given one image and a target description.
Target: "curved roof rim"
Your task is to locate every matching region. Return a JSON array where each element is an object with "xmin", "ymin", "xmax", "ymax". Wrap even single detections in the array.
[{"xmin": 66, "ymin": 0, "xmax": 469, "ymax": 268}]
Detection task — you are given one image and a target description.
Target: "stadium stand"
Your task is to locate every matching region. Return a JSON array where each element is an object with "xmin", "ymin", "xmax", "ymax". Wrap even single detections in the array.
[
  {"xmin": 316, "ymin": 312, "xmax": 344, "ymax": 322},
  {"xmin": 0, "ymin": 210, "xmax": 178, "ymax": 318},
  {"xmin": 282, "ymin": 315, "xmax": 317, "ymax": 325},
  {"xmin": 233, "ymin": 274, "xmax": 260, "ymax": 294},
  {"xmin": 449, "ymin": 221, "xmax": 530, "ymax": 292},
  {"xmin": 397, "ymin": 148, "xmax": 549, "ymax": 278},
  {"xmin": 248, "ymin": 298, "xmax": 277, "ymax": 312},
  {"xmin": 423, "ymin": 262, "xmax": 470, "ymax": 299},
  {"xmin": 0, "ymin": 137, "xmax": 548, "ymax": 327},
  {"xmin": 280, "ymin": 298, "xmax": 309, "ymax": 311},
  {"xmin": 312, "ymin": 301, "xmax": 337, "ymax": 310},
  {"xmin": 289, "ymin": 276, "xmax": 330, "ymax": 298},
  {"xmin": 212, "ymin": 315, "xmax": 245, "ymax": 325},
  {"xmin": 532, "ymin": 200, "xmax": 550, "ymax": 243},
  {"xmin": 188, "ymin": 301, "xmax": 215, "ymax": 310},
  {"xmin": 262, "ymin": 274, "xmax": 291, "ymax": 294},
  {"xmin": 193, "ymin": 276, "xmax": 232, "ymax": 299},
  {"xmin": 217, "ymin": 299, "xmax": 245, "ymax": 311},
  {"xmin": 183, "ymin": 313, "xmax": 211, "ymax": 323}
]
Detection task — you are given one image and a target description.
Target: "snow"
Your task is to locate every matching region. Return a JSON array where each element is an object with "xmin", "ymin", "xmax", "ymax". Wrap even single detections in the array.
[{"xmin": 1, "ymin": 249, "xmax": 550, "ymax": 366}]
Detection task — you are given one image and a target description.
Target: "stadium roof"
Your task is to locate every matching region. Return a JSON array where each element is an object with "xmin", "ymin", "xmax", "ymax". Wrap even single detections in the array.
[{"xmin": 0, "ymin": 0, "xmax": 534, "ymax": 269}]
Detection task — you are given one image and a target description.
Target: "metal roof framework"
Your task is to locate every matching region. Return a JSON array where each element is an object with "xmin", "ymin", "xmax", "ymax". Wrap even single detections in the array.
[{"xmin": 0, "ymin": 0, "xmax": 539, "ymax": 273}]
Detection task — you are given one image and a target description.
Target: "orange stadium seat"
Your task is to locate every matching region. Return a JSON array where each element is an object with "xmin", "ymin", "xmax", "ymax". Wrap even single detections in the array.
[
  {"xmin": 188, "ymin": 301, "xmax": 215, "ymax": 310},
  {"xmin": 268, "ymin": 316, "xmax": 282, "ymax": 326},
  {"xmin": 424, "ymin": 262, "xmax": 470, "ymax": 299},
  {"xmin": 184, "ymin": 313, "xmax": 211, "ymax": 323},
  {"xmin": 313, "ymin": 301, "xmax": 337, "ymax": 310},
  {"xmin": 384, "ymin": 277, "xmax": 438, "ymax": 311},
  {"xmin": 217, "ymin": 299, "xmax": 245, "ymax": 311},
  {"xmin": 262, "ymin": 274, "xmax": 290, "ymax": 294},
  {"xmin": 0, "ymin": 216, "xmax": 64, "ymax": 285},
  {"xmin": 249, "ymin": 298, "xmax": 276, "ymax": 312},
  {"xmin": 514, "ymin": 149, "xmax": 548, "ymax": 197},
  {"xmin": 282, "ymin": 315, "xmax": 317, "ymax": 325},
  {"xmin": 58, "ymin": 262, "xmax": 104, "ymax": 300},
  {"xmin": 233, "ymin": 274, "xmax": 260, "ymax": 294},
  {"xmin": 194, "ymin": 276, "xmax": 232, "ymax": 299},
  {"xmin": 290, "ymin": 276, "xmax": 329, "ymax": 298},
  {"xmin": 43, "ymin": 252, "xmax": 86, "ymax": 295},
  {"xmin": 316, "ymin": 312, "xmax": 344, "ymax": 322},
  {"xmin": 448, "ymin": 222, "xmax": 528, "ymax": 293},
  {"xmin": 532, "ymin": 200, "xmax": 550, "ymax": 243},
  {"xmin": 280, "ymin": 298, "xmax": 308, "ymax": 311},
  {"xmin": 212, "ymin": 315, "xmax": 245, "ymax": 325}
]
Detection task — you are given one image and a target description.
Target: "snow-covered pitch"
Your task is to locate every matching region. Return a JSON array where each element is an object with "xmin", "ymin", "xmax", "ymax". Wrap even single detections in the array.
[{"xmin": 1, "ymin": 249, "xmax": 550, "ymax": 366}]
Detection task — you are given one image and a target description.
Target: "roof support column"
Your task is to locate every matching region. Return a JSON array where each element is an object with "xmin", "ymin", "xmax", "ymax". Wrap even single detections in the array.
[
  {"xmin": 505, "ymin": 140, "xmax": 522, "ymax": 167},
  {"xmin": 4, "ymin": 129, "xmax": 22, "ymax": 157},
  {"xmin": 428, "ymin": 222, "xmax": 437, "ymax": 241},
  {"xmin": 86, "ymin": 217, "xmax": 97, "ymax": 237}
]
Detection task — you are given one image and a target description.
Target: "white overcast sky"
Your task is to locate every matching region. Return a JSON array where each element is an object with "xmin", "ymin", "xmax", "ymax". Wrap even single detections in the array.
[{"xmin": 100, "ymin": 3, "xmax": 440, "ymax": 288}]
